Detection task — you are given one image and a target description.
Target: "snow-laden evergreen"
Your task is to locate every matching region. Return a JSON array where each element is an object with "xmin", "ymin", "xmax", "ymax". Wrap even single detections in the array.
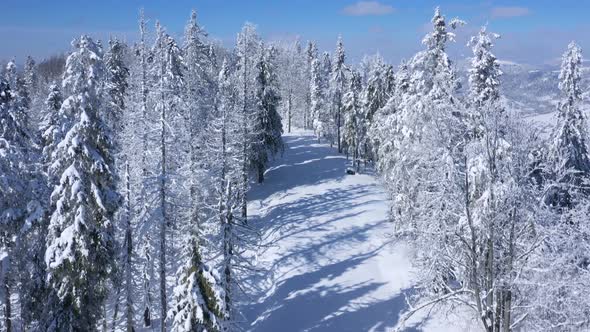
[
  {"xmin": 545, "ymin": 42, "xmax": 590, "ymax": 209},
  {"xmin": 330, "ymin": 37, "xmax": 347, "ymax": 153},
  {"xmin": 44, "ymin": 35, "xmax": 119, "ymax": 331},
  {"xmin": 104, "ymin": 36, "xmax": 132, "ymax": 332},
  {"xmin": 276, "ymin": 39, "xmax": 305, "ymax": 133},
  {"xmin": 251, "ymin": 45, "xmax": 284, "ymax": 183},
  {"xmin": 342, "ymin": 70, "xmax": 364, "ymax": 171},
  {"xmin": 310, "ymin": 57, "xmax": 326, "ymax": 141},
  {"xmin": 1, "ymin": 53, "xmax": 46, "ymax": 332}
]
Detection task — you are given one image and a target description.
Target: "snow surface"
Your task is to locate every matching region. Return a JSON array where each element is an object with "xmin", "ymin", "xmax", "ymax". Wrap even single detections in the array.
[
  {"xmin": 241, "ymin": 130, "xmax": 479, "ymax": 332},
  {"xmin": 525, "ymin": 105, "xmax": 590, "ymax": 138}
]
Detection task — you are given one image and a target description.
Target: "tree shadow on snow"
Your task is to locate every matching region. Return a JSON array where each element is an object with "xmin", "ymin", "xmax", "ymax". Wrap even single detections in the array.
[
  {"xmin": 240, "ymin": 133, "xmax": 416, "ymax": 331},
  {"xmin": 248, "ymin": 134, "xmax": 349, "ymax": 201},
  {"xmin": 241, "ymin": 246, "xmax": 416, "ymax": 332}
]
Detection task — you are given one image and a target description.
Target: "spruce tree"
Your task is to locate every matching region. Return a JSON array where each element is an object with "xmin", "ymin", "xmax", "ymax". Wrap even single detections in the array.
[
  {"xmin": 310, "ymin": 57, "xmax": 325, "ymax": 142},
  {"xmin": 545, "ymin": 42, "xmax": 590, "ymax": 209},
  {"xmin": 251, "ymin": 45, "xmax": 283, "ymax": 183},
  {"xmin": 342, "ymin": 70, "xmax": 363, "ymax": 171},
  {"xmin": 330, "ymin": 37, "xmax": 347, "ymax": 152},
  {"xmin": 105, "ymin": 37, "xmax": 132, "ymax": 331},
  {"xmin": 235, "ymin": 22, "xmax": 262, "ymax": 223},
  {"xmin": 1, "ymin": 59, "xmax": 40, "ymax": 332},
  {"xmin": 44, "ymin": 35, "xmax": 119, "ymax": 331},
  {"xmin": 151, "ymin": 22, "xmax": 185, "ymax": 331},
  {"xmin": 304, "ymin": 41, "xmax": 318, "ymax": 129},
  {"xmin": 169, "ymin": 14, "xmax": 226, "ymax": 332}
]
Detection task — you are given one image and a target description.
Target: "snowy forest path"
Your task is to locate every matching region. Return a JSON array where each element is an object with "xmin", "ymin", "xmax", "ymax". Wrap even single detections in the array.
[{"xmin": 241, "ymin": 129, "xmax": 417, "ymax": 332}]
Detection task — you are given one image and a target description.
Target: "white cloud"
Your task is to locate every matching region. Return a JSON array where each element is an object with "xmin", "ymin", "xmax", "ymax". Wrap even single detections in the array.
[
  {"xmin": 491, "ymin": 6, "xmax": 530, "ymax": 18},
  {"xmin": 342, "ymin": 1, "xmax": 395, "ymax": 16}
]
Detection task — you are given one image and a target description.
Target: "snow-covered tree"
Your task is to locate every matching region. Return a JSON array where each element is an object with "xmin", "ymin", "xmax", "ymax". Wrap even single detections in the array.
[
  {"xmin": 235, "ymin": 22, "xmax": 262, "ymax": 223},
  {"xmin": 361, "ymin": 55, "xmax": 393, "ymax": 162},
  {"xmin": 24, "ymin": 56, "xmax": 37, "ymax": 106},
  {"xmin": 105, "ymin": 38, "xmax": 129, "ymax": 142},
  {"xmin": 134, "ymin": 10, "xmax": 156, "ymax": 328},
  {"xmin": 330, "ymin": 37, "xmax": 347, "ymax": 153},
  {"xmin": 104, "ymin": 36, "xmax": 132, "ymax": 331},
  {"xmin": 277, "ymin": 39, "xmax": 305, "ymax": 133},
  {"xmin": 17, "ymin": 82, "xmax": 63, "ymax": 330},
  {"xmin": 544, "ymin": 41, "xmax": 590, "ymax": 209},
  {"xmin": 342, "ymin": 70, "xmax": 364, "ymax": 171},
  {"xmin": 151, "ymin": 22, "xmax": 186, "ymax": 331},
  {"xmin": 310, "ymin": 57, "xmax": 326, "ymax": 142},
  {"xmin": 251, "ymin": 45, "xmax": 283, "ymax": 183},
  {"xmin": 40, "ymin": 83, "xmax": 63, "ymax": 167},
  {"xmin": 43, "ymin": 35, "xmax": 119, "ymax": 331},
  {"xmin": 304, "ymin": 41, "xmax": 318, "ymax": 129},
  {"xmin": 169, "ymin": 235, "xmax": 225, "ymax": 332},
  {"xmin": 520, "ymin": 42, "xmax": 590, "ymax": 331},
  {"xmin": 183, "ymin": 9, "xmax": 216, "ymax": 236},
  {"xmin": 168, "ymin": 13, "xmax": 228, "ymax": 332},
  {"xmin": 0, "ymin": 58, "xmax": 41, "ymax": 331},
  {"xmin": 523, "ymin": 201, "xmax": 590, "ymax": 330},
  {"xmin": 209, "ymin": 59, "xmax": 239, "ymax": 328},
  {"xmin": 362, "ymin": 54, "xmax": 392, "ymax": 124}
]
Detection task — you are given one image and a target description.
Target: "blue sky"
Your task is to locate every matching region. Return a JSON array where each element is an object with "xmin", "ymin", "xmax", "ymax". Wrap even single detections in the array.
[{"xmin": 1, "ymin": 1, "xmax": 589, "ymax": 66}]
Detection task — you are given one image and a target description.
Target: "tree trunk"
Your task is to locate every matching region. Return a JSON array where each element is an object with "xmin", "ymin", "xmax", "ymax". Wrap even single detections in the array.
[
  {"xmin": 287, "ymin": 92, "xmax": 292, "ymax": 133},
  {"xmin": 139, "ymin": 19, "xmax": 152, "ymax": 327},
  {"xmin": 159, "ymin": 91, "xmax": 167, "ymax": 332},
  {"xmin": 4, "ymin": 272, "xmax": 11, "ymax": 332},
  {"xmin": 222, "ymin": 183, "xmax": 234, "ymax": 327},
  {"xmin": 125, "ymin": 161, "xmax": 134, "ymax": 332},
  {"xmin": 355, "ymin": 144, "xmax": 359, "ymax": 173},
  {"xmin": 337, "ymin": 103, "xmax": 342, "ymax": 153},
  {"xmin": 241, "ymin": 43, "xmax": 249, "ymax": 224}
]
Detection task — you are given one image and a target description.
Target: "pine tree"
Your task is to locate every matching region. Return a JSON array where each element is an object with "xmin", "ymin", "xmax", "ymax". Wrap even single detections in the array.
[
  {"xmin": 3, "ymin": 61, "xmax": 31, "ymax": 148},
  {"xmin": 251, "ymin": 45, "xmax": 283, "ymax": 183},
  {"xmin": 320, "ymin": 52, "xmax": 332, "ymax": 95},
  {"xmin": 151, "ymin": 22, "xmax": 185, "ymax": 331},
  {"xmin": 183, "ymin": 9, "xmax": 215, "ymax": 241},
  {"xmin": 310, "ymin": 57, "xmax": 325, "ymax": 142},
  {"xmin": 105, "ymin": 38, "xmax": 129, "ymax": 141},
  {"xmin": 40, "ymin": 83, "xmax": 63, "ymax": 168},
  {"xmin": 235, "ymin": 22, "xmax": 262, "ymax": 223},
  {"xmin": 320, "ymin": 52, "xmax": 333, "ymax": 142},
  {"xmin": 18, "ymin": 82, "xmax": 63, "ymax": 330},
  {"xmin": 169, "ymin": 236, "xmax": 225, "ymax": 332},
  {"xmin": 0, "ymin": 76, "xmax": 22, "ymax": 332},
  {"xmin": 136, "ymin": 9, "xmax": 156, "ymax": 328},
  {"xmin": 170, "ymin": 60, "xmax": 233, "ymax": 332},
  {"xmin": 0, "ymin": 59, "xmax": 40, "ymax": 332},
  {"xmin": 362, "ymin": 55, "xmax": 392, "ymax": 162},
  {"xmin": 278, "ymin": 39, "xmax": 303, "ymax": 133},
  {"xmin": 363, "ymin": 55, "xmax": 390, "ymax": 124},
  {"xmin": 104, "ymin": 37, "xmax": 132, "ymax": 331},
  {"xmin": 330, "ymin": 37, "xmax": 347, "ymax": 153},
  {"xmin": 545, "ymin": 41, "xmax": 590, "ymax": 209},
  {"xmin": 168, "ymin": 13, "xmax": 226, "ymax": 332},
  {"xmin": 44, "ymin": 35, "xmax": 119, "ymax": 331},
  {"xmin": 24, "ymin": 56, "xmax": 37, "ymax": 101},
  {"xmin": 212, "ymin": 59, "xmax": 238, "ymax": 328},
  {"xmin": 342, "ymin": 70, "xmax": 363, "ymax": 171},
  {"xmin": 304, "ymin": 41, "xmax": 318, "ymax": 129}
]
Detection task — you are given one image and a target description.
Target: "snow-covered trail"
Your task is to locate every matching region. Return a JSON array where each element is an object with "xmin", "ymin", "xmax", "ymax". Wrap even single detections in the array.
[{"xmin": 240, "ymin": 130, "xmax": 418, "ymax": 332}]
